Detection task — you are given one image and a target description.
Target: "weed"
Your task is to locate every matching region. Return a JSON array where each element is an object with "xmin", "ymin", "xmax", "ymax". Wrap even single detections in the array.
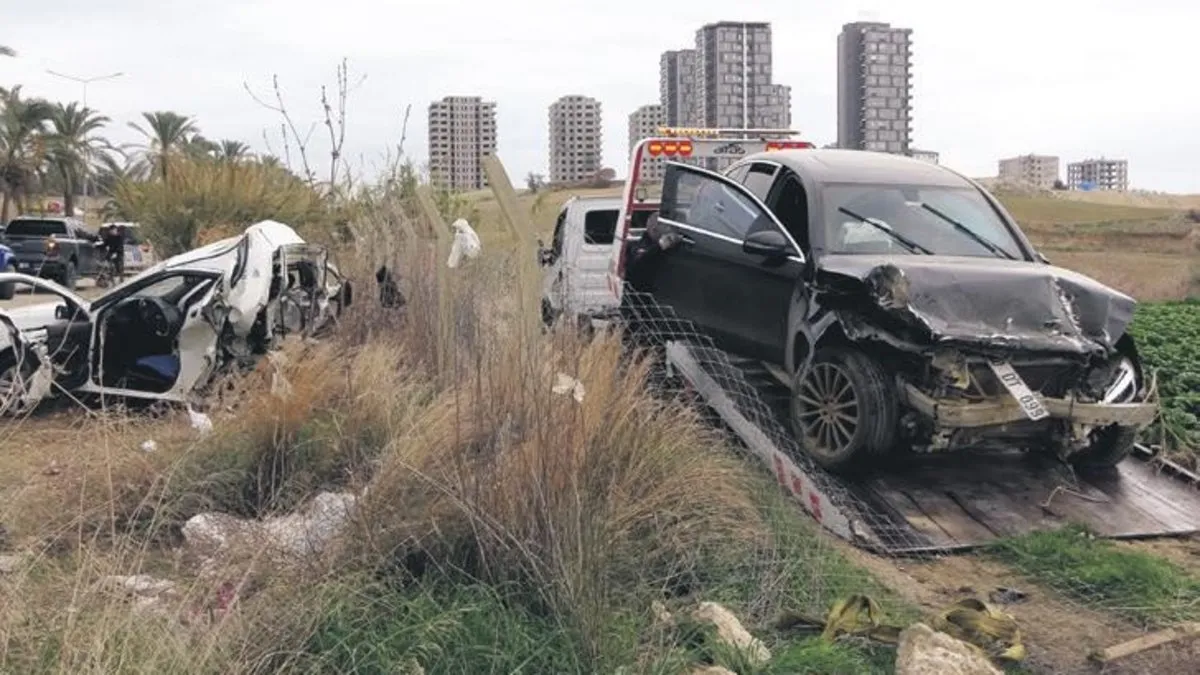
[{"xmin": 990, "ymin": 525, "xmax": 1200, "ymax": 627}]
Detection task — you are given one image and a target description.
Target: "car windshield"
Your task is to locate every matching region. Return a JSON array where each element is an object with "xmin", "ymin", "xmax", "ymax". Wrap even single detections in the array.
[
  {"xmin": 821, "ymin": 183, "xmax": 1025, "ymax": 259},
  {"xmin": 4, "ymin": 219, "xmax": 68, "ymax": 237}
]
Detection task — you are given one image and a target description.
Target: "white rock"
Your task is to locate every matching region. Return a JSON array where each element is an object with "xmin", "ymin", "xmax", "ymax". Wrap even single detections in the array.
[
  {"xmin": 0, "ymin": 553, "xmax": 25, "ymax": 574},
  {"xmin": 104, "ymin": 574, "xmax": 177, "ymax": 598},
  {"xmin": 895, "ymin": 623, "xmax": 1003, "ymax": 675},
  {"xmin": 691, "ymin": 601, "xmax": 771, "ymax": 666}
]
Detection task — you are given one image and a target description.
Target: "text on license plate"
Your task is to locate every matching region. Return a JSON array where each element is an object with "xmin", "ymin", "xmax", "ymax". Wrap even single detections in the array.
[{"xmin": 987, "ymin": 360, "xmax": 1050, "ymax": 421}]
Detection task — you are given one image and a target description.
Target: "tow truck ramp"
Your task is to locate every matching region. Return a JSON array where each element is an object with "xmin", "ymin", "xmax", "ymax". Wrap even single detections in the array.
[{"xmin": 663, "ymin": 340, "xmax": 1200, "ymax": 556}]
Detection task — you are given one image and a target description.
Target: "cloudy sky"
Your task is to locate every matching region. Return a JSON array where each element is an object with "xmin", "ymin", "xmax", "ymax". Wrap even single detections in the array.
[{"xmin": 4, "ymin": 0, "xmax": 1197, "ymax": 192}]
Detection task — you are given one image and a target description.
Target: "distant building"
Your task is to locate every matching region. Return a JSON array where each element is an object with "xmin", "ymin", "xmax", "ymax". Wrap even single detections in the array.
[
  {"xmin": 837, "ymin": 21, "xmax": 913, "ymax": 154},
  {"xmin": 659, "ymin": 50, "xmax": 698, "ymax": 127},
  {"xmin": 693, "ymin": 21, "xmax": 790, "ymax": 130},
  {"xmin": 998, "ymin": 154, "xmax": 1060, "ymax": 189},
  {"xmin": 427, "ymin": 96, "xmax": 497, "ymax": 191},
  {"xmin": 628, "ymin": 104, "xmax": 666, "ymax": 182},
  {"xmin": 548, "ymin": 95, "xmax": 602, "ymax": 184},
  {"xmin": 1067, "ymin": 158, "xmax": 1129, "ymax": 191},
  {"xmin": 909, "ymin": 148, "xmax": 940, "ymax": 165}
]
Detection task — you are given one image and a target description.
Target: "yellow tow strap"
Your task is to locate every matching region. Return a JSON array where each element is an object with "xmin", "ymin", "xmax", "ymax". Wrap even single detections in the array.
[{"xmin": 803, "ymin": 594, "xmax": 1025, "ymax": 662}]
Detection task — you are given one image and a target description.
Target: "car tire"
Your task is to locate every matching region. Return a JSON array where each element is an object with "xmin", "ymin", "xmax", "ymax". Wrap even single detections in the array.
[
  {"xmin": 0, "ymin": 264, "xmax": 14, "ymax": 300},
  {"xmin": 1070, "ymin": 425, "xmax": 1138, "ymax": 470},
  {"xmin": 789, "ymin": 347, "xmax": 899, "ymax": 474},
  {"xmin": 61, "ymin": 260, "xmax": 78, "ymax": 290}
]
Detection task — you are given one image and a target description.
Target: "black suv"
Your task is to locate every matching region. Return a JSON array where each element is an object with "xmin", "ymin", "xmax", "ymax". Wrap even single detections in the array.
[
  {"xmin": 641, "ymin": 149, "xmax": 1157, "ymax": 474},
  {"xmin": 0, "ymin": 215, "xmax": 99, "ymax": 289}
]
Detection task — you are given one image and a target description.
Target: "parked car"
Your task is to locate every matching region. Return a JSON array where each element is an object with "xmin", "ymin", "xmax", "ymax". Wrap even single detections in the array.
[
  {"xmin": 619, "ymin": 149, "xmax": 1157, "ymax": 474},
  {"xmin": 0, "ymin": 215, "xmax": 100, "ymax": 289},
  {"xmin": 0, "ymin": 243, "xmax": 13, "ymax": 300},
  {"xmin": 0, "ymin": 220, "xmax": 352, "ymax": 415}
]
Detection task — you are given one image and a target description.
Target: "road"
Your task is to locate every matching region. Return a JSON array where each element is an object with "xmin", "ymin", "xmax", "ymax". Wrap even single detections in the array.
[{"xmin": 1, "ymin": 278, "xmax": 102, "ymax": 310}]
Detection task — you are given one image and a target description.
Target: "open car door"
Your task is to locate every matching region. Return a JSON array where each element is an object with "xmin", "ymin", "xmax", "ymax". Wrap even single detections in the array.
[{"xmin": 85, "ymin": 271, "xmax": 224, "ymax": 401}]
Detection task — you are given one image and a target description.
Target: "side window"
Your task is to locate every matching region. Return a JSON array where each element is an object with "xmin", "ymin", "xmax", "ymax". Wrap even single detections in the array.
[
  {"xmin": 768, "ymin": 172, "xmax": 810, "ymax": 250},
  {"xmin": 550, "ymin": 210, "xmax": 567, "ymax": 258},
  {"xmin": 724, "ymin": 164, "xmax": 750, "ymax": 184},
  {"xmin": 662, "ymin": 166, "xmax": 773, "ymax": 241},
  {"xmin": 740, "ymin": 162, "xmax": 779, "ymax": 203},
  {"xmin": 583, "ymin": 209, "xmax": 618, "ymax": 245}
]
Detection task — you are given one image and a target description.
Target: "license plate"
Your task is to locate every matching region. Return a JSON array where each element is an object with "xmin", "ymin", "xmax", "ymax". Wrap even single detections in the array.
[{"xmin": 988, "ymin": 360, "xmax": 1050, "ymax": 421}]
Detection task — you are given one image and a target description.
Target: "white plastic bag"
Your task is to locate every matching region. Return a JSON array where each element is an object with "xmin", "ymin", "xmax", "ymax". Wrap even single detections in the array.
[{"xmin": 447, "ymin": 219, "xmax": 481, "ymax": 268}]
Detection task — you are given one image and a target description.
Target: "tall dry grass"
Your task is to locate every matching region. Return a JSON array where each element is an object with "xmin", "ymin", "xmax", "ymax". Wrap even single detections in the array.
[{"xmin": 0, "ymin": 196, "xmax": 789, "ymax": 673}]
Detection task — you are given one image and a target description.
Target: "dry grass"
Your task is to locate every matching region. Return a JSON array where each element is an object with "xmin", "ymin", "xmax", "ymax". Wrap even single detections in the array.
[{"xmin": 0, "ymin": 205, "xmax": 782, "ymax": 673}]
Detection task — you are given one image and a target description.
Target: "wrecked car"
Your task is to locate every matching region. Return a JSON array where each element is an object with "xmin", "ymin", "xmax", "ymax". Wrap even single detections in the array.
[
  {"xmin": 625, "ymin": 149, "xmax": 1157, "ymax": 473},
  {"xmin": 0, "ymin": 220, "xmax": 351, "ymax": 415}
]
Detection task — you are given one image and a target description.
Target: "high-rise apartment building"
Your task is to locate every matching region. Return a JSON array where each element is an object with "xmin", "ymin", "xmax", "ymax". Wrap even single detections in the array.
[
  {"xmin": 548, "ymin": 95, "xmax": 602, "ymax": 184},
  {"xmin": 628, "ymin": 103, "xmax": 666, "ymax": 182},
  {"xmin": 1067, "ymin": 158, "xmax": 1129, "ymax": 191},
  {"xmin": 427, "ymin": 96, "xmax": 497, "ymax": 191},
  {"xmin": 659, "ymin": 50, "xmax": 698, "ymax": 127},
  {"xmin": 837, "ymin": 21, "xmax": 913, "ymax": 154},
  {"xmin": 693, "ymin": 21, "xmax": 790, "ymax": 129},
  {"xmin": 998, "ymin": 154, "xmax": 1060, "ymax": 189}
]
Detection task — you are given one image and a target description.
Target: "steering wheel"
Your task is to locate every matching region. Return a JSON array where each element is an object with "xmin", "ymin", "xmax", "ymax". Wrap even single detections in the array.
[{"xmin": 135, "ymin": 296, "xmax": 175, "ymax": 338}]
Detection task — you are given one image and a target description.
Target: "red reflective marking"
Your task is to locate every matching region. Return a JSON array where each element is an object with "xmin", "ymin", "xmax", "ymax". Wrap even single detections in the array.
[{"xmin": 809, "ymin": 493, "xmax": 823, "ymax": 522}]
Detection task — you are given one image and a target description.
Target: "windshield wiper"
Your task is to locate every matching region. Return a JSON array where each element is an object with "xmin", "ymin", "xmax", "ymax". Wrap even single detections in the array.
[
  {"xmin": 837, "ymin": 207, "xmax": 932, "ymax": 255},
  {"xmin": 919, "ymin": 203, "xmax": 1016, "ymax": 260}
]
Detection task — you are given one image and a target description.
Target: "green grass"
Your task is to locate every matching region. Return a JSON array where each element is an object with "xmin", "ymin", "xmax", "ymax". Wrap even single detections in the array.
[
  {"xmin": 996, "ymin": 195, "xmax": 1177, "ymax": 226},
  {"xmin": 989, "ymin": 526, "xmax": 1200, "ymax": 627},
  {"xmin": 292, "ymin": 482, "xmax": 910, "ymax": 675}
]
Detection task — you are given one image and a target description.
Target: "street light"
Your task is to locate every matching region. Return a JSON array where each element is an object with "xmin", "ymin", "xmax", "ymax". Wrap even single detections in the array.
[
  {"xmin": 44, "ymin": 69, "xmax": 124, "ymax": 209},
  {"xmin": 45, "ymin": 69, "xmax": 124, "ymax": 108}
]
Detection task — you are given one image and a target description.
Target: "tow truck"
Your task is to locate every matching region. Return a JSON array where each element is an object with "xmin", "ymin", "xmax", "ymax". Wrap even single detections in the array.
[
  {"xmin": 554, "ymin": 126, "xmax": 1200, "ymax": 556},
  {"xmin": 604, "ymin": 127, "xmax": 813, "ymax": 310}
]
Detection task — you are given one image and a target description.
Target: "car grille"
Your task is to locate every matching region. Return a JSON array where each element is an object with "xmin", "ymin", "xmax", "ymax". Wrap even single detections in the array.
[{"xmin": 969, "ymin": 362, "xmax": 1082, "ymax": 398}]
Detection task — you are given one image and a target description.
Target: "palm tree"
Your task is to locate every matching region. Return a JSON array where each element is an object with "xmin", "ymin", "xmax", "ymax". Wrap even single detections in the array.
[
  {"xmin": 93, "ymin": 147, "xmax": 150, "ymax": 196},
  {"xmin": 218, "ymin": 139, "xmax": 251, "ymax": 162},
  {"xmin": 0, "ymin": 46, "xmax": 15, "ymax": 58},
  {"xmin": 128, "ymin": 111, "xmax": 197, "ymax": 180},
  {"xmin": 0, "ymin": 86, "xmax": 53, "ymax": 221},
  {"xmin": 47, "ymin": 102, "xmax": 109, "ymax": 216},
  {"xmin": 182, "ymin": 133, "xmax": 219, "ymax": 160}
]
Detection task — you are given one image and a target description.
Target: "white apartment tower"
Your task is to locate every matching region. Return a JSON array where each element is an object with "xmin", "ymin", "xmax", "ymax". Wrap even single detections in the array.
[
  {"xmin": 628, "ymin": 103, "xmax": 666, "ymax": 182},
  {"xmin": 427, "ymin": 96, "xmax": 497, "ymax": 192},
  {"xmin": 1067, "ymin": 158, "xmax": 1129, "ymax": 191},
  {"xmin": 998, "ymin": 154, "xmax": 1061, "ymax": 189},
  {"xmin": 548, "ymin": 95, "xmax": 603, "ymax": 184}
]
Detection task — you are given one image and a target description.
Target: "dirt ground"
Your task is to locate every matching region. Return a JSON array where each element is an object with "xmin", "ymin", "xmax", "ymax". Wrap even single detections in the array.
[{"xmin": 836, "ymin": 539, "xmax": 1200, "ymax": 675}]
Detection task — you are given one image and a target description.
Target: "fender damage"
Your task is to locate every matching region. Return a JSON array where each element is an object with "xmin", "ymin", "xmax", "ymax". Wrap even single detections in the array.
[{"xmin": 804, "ymin": 255, "xmax": 1158, "ymax": 454}]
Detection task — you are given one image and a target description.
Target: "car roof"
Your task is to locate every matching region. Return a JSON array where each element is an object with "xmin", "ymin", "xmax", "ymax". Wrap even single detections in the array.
[{"xmin": 745, "ymin": 148, "xmax": 974, "ymax": 188}]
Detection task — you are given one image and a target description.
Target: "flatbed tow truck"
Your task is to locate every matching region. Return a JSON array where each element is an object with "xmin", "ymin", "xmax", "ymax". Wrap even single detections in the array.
[{"xmin": 580, "ymin": 127, "xmax": 1200, "ymax": 556}]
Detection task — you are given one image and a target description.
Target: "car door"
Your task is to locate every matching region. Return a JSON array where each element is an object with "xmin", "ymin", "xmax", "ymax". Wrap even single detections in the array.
[
  {"xmin": 657, "ymin": 162, "xmax": 805, "ymax": 359},
  {"xmin": 85, "ymin": 271, "xmax": 224, "ymax": 400}
]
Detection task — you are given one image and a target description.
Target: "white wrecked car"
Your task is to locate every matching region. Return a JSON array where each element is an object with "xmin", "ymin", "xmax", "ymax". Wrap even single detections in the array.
[{"xmin": 0, "ymin": 220, "xmax": 352, "ymax": 414}]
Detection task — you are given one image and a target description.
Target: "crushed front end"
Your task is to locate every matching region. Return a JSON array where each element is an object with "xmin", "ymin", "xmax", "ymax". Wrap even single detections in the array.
[{"xmin": 814, "ymin": 255, "xmax": 1159, "ymax": 464}]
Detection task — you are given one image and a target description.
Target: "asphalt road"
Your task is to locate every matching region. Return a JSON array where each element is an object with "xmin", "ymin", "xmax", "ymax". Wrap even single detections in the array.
[{"xmin": 1, "ymin": 278, "xmax": 102, "ymax": 310}]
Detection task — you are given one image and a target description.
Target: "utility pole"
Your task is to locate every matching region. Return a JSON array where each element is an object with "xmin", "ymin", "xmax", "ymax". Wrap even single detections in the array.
[{"xmin": 45, "ymin": 69, "xmax": 124, "ymax": 213}]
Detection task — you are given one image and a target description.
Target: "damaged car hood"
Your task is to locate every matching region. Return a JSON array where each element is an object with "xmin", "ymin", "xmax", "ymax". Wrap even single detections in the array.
[{"xmin": 815, "ymin": 254, "xmax": 1137, "ymax": 356}]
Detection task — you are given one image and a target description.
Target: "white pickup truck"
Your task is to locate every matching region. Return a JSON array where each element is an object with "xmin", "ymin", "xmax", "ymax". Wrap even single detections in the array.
[{"xmin": 539, "ymin": 128, "xmax": 811, "ymax": 323}]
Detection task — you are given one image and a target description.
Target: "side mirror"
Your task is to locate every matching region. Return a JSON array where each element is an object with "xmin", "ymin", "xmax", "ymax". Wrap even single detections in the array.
[
  {"xmin": 742, "ymin": 229, "xmax": 792, "ymax": 258},
  {"xmin": 54, "ymin": 304, "xmax": 70, "ymax": 320},
  {"xmin": 538, "ymin": 247, "xmax": 556, "ymax": 266}
]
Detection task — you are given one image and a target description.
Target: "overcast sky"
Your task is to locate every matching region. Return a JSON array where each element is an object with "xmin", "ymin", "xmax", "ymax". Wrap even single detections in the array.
[{"xmin": 4, "ymin": 0, "xmax": 1197, "ymax": 192}]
